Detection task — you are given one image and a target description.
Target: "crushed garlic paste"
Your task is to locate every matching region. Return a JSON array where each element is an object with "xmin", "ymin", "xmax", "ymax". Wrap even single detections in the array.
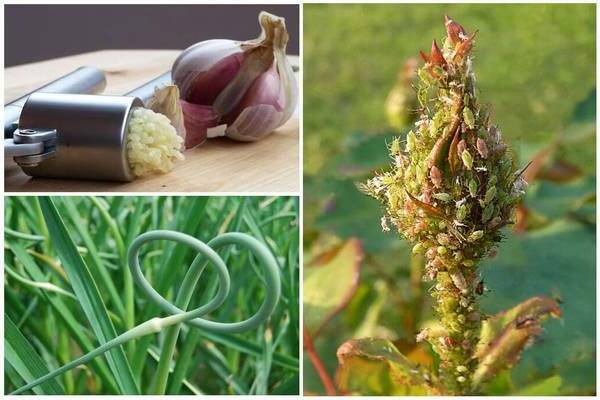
[{"xmin": 126, "ymin": 107, "xmax": 184, "ymax": 177}]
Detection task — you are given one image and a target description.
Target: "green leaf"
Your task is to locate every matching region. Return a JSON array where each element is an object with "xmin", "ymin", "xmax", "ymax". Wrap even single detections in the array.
[
  {"xmin": 513, "ymin": 375, "xmax": 562, "ymax": 395},
  {"xmin": 481, "ymin": 219, "xmax": 595, "ymax": 393},
  {"xmin": 336, "ymin": 338, "xmax": 435, "ymax": 395},
  {"xmin": 477, "ymin": 296, "xmax": 561, "ymax": 354},
  {"xmin": 7, "ymin": 241, "xmax": 118, "ymax": 392},
  {"xmin": 473, "ymin": 296, "xmax": 561, "ymax": 387},
  {"xmin": 303, "ymin": 239, "xmax": 362, "ymax": 336},
  {"xmin": 4, "ymin": 315, "xmax": 64, "ymax": 395},
  {"xmin": 38, "ymin": 197, "xmax": 139, "ymax": 394}
]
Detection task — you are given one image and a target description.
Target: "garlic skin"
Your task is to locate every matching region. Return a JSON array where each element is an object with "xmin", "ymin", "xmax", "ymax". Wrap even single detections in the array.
[
  {"xmin": 145, "ymin": 84, "xmax": 186, "ymax": 146},
  {"xmin": 172, "ymin": 11, "xmax": 298, "ymax": 148}
]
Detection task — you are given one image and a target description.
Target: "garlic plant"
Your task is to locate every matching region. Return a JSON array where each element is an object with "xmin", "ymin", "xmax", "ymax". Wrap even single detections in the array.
[{"xmin": 362, "ymin": 16, "xmax": 559, "ymax": 394}]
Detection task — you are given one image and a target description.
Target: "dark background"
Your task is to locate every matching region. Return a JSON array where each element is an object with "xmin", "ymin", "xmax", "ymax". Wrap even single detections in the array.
[{"xmin": 5, "ymin": 4, "xmax": 299, "ymax": 67}]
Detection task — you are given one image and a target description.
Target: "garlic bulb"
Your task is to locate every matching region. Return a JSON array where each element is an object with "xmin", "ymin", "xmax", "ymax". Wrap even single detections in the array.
[{"xmin": 172, "ymin": 11, "xmax": 298, "ymax": 148}]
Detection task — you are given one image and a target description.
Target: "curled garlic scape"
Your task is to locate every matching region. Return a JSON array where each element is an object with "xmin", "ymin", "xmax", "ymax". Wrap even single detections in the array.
[
  {"xmin": 171, "ymin": 11, "xmax": 298, "ymax": 147},
  {"xmin": 362, "ymin": 15, "xmax": 526, "ymax": 394}
]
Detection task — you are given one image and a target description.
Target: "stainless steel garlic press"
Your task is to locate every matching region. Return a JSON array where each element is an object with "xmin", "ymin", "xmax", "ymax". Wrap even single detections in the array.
[{"xmin": 4, "ymin": 67, "xmax": 171, "ymax": 182}]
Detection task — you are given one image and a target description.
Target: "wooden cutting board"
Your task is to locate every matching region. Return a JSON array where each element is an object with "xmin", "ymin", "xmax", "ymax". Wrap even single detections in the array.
[{"xmin": 4, "ymin": 50, "xmax": 299, "ymax": 193}]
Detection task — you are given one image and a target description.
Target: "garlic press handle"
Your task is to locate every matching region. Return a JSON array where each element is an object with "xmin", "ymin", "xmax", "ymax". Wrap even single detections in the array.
[
  {"xmin": 4, "ymin": 66, "xmax": 107, "ymax": 138},
  {"xmin": 125, "ymin": 71, "xmax": 171, "ymax": 103}
]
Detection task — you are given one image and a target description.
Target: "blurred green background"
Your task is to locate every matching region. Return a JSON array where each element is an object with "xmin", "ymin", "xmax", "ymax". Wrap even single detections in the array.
[{"xmin": 303, "ymin": 3, "xmax": 595, "ymax": 396}]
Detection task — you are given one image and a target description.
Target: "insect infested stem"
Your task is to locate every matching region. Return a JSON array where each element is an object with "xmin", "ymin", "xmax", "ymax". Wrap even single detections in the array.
[{"xmin": 362, "ymin": 15, "xmax": 526, "ymax": 395}]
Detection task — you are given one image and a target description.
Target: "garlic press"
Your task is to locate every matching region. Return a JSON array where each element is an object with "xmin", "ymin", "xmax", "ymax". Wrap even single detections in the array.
[{"xmin": 4, "ymin": 67, "xmax": 171, "ymax": 182}]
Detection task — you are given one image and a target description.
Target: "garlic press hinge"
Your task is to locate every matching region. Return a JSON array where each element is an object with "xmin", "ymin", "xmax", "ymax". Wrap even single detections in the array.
[{"xmin": 8, "ymin": 128, "xmax": 57, "ymax": 168}]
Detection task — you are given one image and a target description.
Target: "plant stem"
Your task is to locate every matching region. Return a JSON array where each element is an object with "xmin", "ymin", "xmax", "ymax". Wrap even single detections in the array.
[
  {"xmin": 303, "ymin": 327, "xmax": 336, "ymax": 395},
  {"xmin": 429, "ymin": 256, "xmax": 481, "ymax": 394}
]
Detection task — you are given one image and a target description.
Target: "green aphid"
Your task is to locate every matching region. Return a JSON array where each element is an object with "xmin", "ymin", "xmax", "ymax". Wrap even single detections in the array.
[
  {"xmin": 433, "ymin": 192, "xmax": 452, "ymax": 202},
  {"xmin": 430, "ymin": 118, "xmax": 439, "ymax": 137},
  {"xmin": 418, "ymin": 68, "xmax": 432, "ymax": 87},
  {"xmin": 390, "ymin": 138, "xmax": 401, "ymax": 156},
  {"xmin": 484, "ymin": 186, "xmax": 497, "ymax": 204},
  {"xmin": 461, "ymin": 149, "xmax": 473, "ymax": 170},
  {"xmin": 468, "ymin": 230, "xmax": 484, "ymax": 242},
  {"xmin": 481, "ymin": 204, "xmax": 494, "ymax": 223},
  {"xmin": 406, "ymin": 130, "xmax": 417, "ymax": 151},
  {"xmin": 463, "ymin": 108, "xmax": 475, "ymax": 129},
  {"xmin": 412, "ymin": 243, "xmax": 425, "ymax": 254},
  {"xmin": 467, "ymin": 179, "xmax": 478, "ymax": 197},
  {"xmin": 382, "ymin": 175, "xmax": 395, "ymax": 185},
  {"xmin": 496, "ymin": 189, "xmax": 507, "ymax": 206},
  {"xmin": 457, "ymin": 204, "xmax": 468, "ymax": 221}
]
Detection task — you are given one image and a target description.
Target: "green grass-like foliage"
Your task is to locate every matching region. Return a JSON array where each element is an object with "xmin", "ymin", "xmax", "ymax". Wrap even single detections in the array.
[{"xmin": 4, "ymin": 196, "xmax": 299, "ymax": 395}]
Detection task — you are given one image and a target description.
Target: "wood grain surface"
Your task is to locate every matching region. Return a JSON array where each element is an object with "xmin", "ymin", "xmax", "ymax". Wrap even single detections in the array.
[{"xmin": 4, "ymin": 50, "xmax": 300, "ymax": 193}]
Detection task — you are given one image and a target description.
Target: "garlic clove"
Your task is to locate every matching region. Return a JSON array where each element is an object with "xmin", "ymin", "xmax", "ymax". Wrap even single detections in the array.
[
  {"xmin": 226, "ymin": 105, "xmax": 283, "ymax": 142},
  {"xmin": 186, "ymin": 50, "xmax": 244, "ymax": 105},
  {"xmin": 222, "ymin": 61, "xmax": 284, "ymax": 125},
  {"xmin": 179, "ymin": 100, "xmax": 219, "ymax": 148},
  {"xmin": 172, "ymin": 39, "xmax": 243, "ymax": 101},
  {"xmin": 145, "ymin": 84, "xmax": 186, "ymax": 146}
]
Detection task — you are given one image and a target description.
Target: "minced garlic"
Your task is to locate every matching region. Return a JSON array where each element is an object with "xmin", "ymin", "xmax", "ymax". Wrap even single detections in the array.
[{"xmin": 126, "ymin": 107, "xmax": 184, "ymax": 177}]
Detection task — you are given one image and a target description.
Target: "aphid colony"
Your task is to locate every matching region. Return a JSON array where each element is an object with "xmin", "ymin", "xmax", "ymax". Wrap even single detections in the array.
[{"xmin": 362, "ymin": 16, "xmax": 526, "ymax": 393}]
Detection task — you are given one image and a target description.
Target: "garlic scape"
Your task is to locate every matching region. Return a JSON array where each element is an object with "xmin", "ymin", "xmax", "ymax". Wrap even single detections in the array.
[
  {"xmin": 172, "ymin": 11, "xmax": 298, "ymax": 148},
  {"xmin": 362, "ymin": 15, "xmax": 528, "ymax": 394}
]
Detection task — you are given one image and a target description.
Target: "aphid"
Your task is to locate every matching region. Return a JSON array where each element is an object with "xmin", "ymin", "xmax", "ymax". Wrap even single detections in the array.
[
  {"xmin": 476, "ymin": 137, "xmax": 488, "ymax": 159},
  {"xmin": 433, "ymin": 192, "xmax": 452, "ymax": 202},
  {"xmin": 463, "ymin": 108, "xmax": 475, "ymax": 129},
  {"xmin": 476, "ymin": 280, "xmax": 485, "ymax": 295},
  {"xmin": 461, "ymin": 149, "xmax": 473, "ymax": 170},
  {"xmin": 468, "ymin": 179, "xmax": 478, "ymax": 197},
  {"xmin": 484, "ymin": 186, "xmax": 496, "ymax": 204},
  {"xmin": 481, "ymin": 204, "xmax": 494, "ymax": 223},
  {"xmin": 406, "ymin": 130, "xmax": 417, "ymax": 151},
  {"xmin": 416, "ymin": 329, "xmax": 429, "ymax": 342},
  {"xmin": 437, "ymin": 233, "xmax": 451, "ymax": 246},
  {"xmin": 390, "ymin": 138, "xmax": 401, "ymax": 156},
  {"xmin": 412, "ymin": 243, "xmax": 424, "ymax": 254},
  {"xmin": 457, "ymin": 139, "xmax": 467, "ymax": 156},
  {"xmin": 381, "ymin": 216, "xmax": 390, "ymax": 232},
  {"xmin": 430, "ymin": 166, "xmax": 443, "ymax": 188},
  {"xmin": 450, "ymin": 270, "xmax": 468, "ymax": 293},
  {"xmin": 468, "ymin": 230, "xmax": 484, "ymax": 242}
]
